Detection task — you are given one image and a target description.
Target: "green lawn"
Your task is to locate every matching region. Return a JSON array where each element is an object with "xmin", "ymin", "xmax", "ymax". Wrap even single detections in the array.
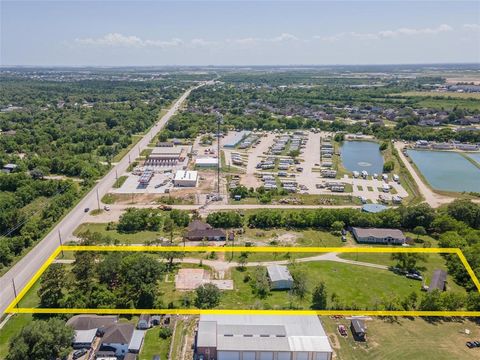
[
  {"xmin": 220, "ymin": 260, "xmax": 439, "ymax": 310},
  {"xmin": 337, "ymin": 252, "xmax": 467, "ymax": 293},
  {"xmin": 322, "ymin": 316, "xmax": 480, "ymax": 360},
  {"xmin": 74, "ymin": 223, "xmax": 175, "ymax": 244},
  {"xmin": 138, "ymin": 326, "xmax": 171, "ymax": 360},
  {"xmin": 0, "ymin": 314, "xmax": 33, "ymax": 359}
]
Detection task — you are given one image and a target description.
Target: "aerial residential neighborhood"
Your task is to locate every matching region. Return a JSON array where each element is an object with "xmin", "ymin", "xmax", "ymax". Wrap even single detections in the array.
[{"xmin": 0, "ymin": 1, "xmax": 480, "ymax": 360}]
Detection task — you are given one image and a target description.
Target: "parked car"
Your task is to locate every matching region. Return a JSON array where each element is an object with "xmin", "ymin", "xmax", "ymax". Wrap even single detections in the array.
[
  {"xmin": 103, "ymin": 205, "xmax": 110, "ymax": 211},
  {"xmin": 338, "ymin": 324, "xmax": 348, "ymax": 337},
  {"xmin": 466, "ymin": 341, "xmax": 476, "ymax": 348},
  {"xmin": 84, "ymin": 207, "xmax": 90, "ymax": 213},
  {"xmin": 153, "ymin": 356, "xmax": 161, "ymax": 360},
  {"xmin": 73, "ymin": 349, "xmax": 87, "ymax": 359}
]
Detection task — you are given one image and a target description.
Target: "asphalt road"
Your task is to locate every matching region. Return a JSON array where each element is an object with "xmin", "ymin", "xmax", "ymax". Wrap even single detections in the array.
[{"xmin": 0, "ymin": 83, "xmax": 207, "ymax": 315}]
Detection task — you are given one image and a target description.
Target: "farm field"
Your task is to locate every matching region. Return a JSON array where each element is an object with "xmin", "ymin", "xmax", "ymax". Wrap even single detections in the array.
[{"xmin": 323, "ymin": 316, "xmax": 480, "ymax": 360}]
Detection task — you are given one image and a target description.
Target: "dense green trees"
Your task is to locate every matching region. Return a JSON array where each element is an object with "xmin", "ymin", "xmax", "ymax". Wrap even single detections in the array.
[
  {"xmin": 311, "ymin": 282, "xmax": 328, "ymax": 310},
  {"xmin": 118, "ymin": 208, "xmax": 163, "ymax": 233},
  {"xmin": 194, "ymin": 283, "xmax": 221, "ymax": 309},
  {"xmin": 6, "ymin": 318, "xmax": 74, "ymax": 360},
  {"xmin": 206, "ymin": 211, "xmax": 243, "ymax": 228}
]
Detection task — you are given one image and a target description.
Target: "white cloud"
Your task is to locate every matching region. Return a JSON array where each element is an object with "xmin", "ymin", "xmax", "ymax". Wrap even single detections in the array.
[
  {"xmin": 316, "ymin": 24, "xmax": 454, "ymax": 43},
  {"xmin": 463, "ymin": 24, "xmax": 480, "ymax": 31},
  {"xmin": 75, "ymin": 33, "xmax": 184, "ymax": 48},
  {"xmin": 228, "ymin": 33, "xmax": 299, "ymax": 46},
  {"xmin": 75, "ymin": 33, "xmax": 144, "ymax": 47},
  {"xmin": 378, "ymin": 24, "xmax": 453, "ymax": 38}
]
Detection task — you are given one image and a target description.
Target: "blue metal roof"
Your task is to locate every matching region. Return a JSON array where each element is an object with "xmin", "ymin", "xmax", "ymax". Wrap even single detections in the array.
[{"xmin": 362, "ymin": 204, "xmax": 388, "ymax": 213}]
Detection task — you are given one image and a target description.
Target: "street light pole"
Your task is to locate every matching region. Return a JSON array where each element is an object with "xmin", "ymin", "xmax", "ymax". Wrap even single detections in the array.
[{"xmin": 216, "ymin": 113, "xmax": 222, "ymax": 198}]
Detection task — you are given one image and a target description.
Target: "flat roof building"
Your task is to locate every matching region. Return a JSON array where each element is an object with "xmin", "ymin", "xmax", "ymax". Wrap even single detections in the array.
[
  {"xmin": 223, "ymin": 131, "xmax": 251, "ymax": 148},
  {"xmin": 266, "ymin": 264, "xmax": 294, "ymax": 290},
  {"xmin": 146, "ymin": 146, "xmax": 186, "ymax": 165},
  {"xmin": 352, "ymin": 227, "xmax": 406, "ymax": 245},
  {"xmin": 196, "ymin": 157, "xmax": 219, "ymax": 167},
  {"xmin": 196, "ymin": 315, "xmax": 333, "ymax": 360},
  {"xmin": 173, "ymin": 170, "xmax": 198, "ymax": 187}
]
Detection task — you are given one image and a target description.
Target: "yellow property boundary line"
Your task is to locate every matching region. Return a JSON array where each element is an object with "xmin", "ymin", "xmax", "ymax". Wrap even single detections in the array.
[{"xmin": 6, "ymin": 245, "xmax": 480, "ymax": 316}]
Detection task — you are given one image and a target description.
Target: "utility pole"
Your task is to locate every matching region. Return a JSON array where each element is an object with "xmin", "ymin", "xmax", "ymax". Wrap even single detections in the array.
[
  {"xmin": 115, "ymin": 168, "xmax": 118, "ymax": 181},
  {"xmin": 12, "ymin": 279, "xmax": 17, "ymax": 308},
  {"xmin": 96, "ymin": 188, "xmax": 100, "ymax": 210},
  {"xmin": 58, "ymin": 229, "xmax": 64, "ymax": 257},
  {"xmin": 128, "ymin": 154, "xmax": 131, "ymax": 164},
  {"xmin": 216, "ymin": 113, "xmax": 222, "ymax": 198}
]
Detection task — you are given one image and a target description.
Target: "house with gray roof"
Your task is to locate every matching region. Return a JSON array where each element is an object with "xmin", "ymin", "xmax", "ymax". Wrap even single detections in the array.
[
  {"xmin": 196, "ymin": 315, "xmax": 333, "ymax": 360},
  {"xmin": 351, "ymin": 227, "xmax": 406, "ymax": 245},
  {"xmin": 428, "ymin": 269, "xmax": 447, "ymax": 292}
]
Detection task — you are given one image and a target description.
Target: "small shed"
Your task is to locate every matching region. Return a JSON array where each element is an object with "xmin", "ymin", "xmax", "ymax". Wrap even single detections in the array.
[
  {"xmin": 428, "ymin": 269, "xmax": 447, "ymax": 292},
  {"xmin": 266, "ymin": 264, "xmax": 294, "ymax": 290},
  {"xmin": 350, "ymin": 319, "xmax": 366, "ymax": 341}
]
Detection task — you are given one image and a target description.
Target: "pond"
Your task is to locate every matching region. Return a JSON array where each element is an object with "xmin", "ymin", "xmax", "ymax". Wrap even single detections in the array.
[
  {"xmin": 407, "ymin": 150, "xmax": 480, "ymax": 193},
  {"xmin": 467, "ymin": 152, "xmax": 480, "ymax": 165},
  {"xmin": 340, "ymin": 141, "xmax": 384, "ymax": 174}
]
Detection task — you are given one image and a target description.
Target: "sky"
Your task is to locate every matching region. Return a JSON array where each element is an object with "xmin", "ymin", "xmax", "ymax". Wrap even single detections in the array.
[{"xmin": 1, "ymin": 0, "xmax": 479, "ymax": 66}]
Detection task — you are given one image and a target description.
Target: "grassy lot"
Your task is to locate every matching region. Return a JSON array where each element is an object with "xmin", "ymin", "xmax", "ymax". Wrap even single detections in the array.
[
  {"xmin": 138, "ymin": 326, "xmax": 171, "ymax": 360},
  {"xmin": 221, "ymin": 260, "xmax": 436, "ymax": 310},
  {"xmin": 394, "ymin": 91, "xmax": 480, "ymax": 100},
  {"xmin": 74, "ymin": 222, "xmax": 176, "ymax": 244},
  {"xmin": 113, "ymin": 175, "xmax": 128, "ymax": 189},
  {"xmin": 0, "ymin": 314, "xmax": 33, "ymax": 359},
  {"xmin": 337, "ymin": 253, "xmax": 467, "ymax": 293},
  {"xmin": 322, "ymin": 316, "xmax": 480, "ymax": 360}
]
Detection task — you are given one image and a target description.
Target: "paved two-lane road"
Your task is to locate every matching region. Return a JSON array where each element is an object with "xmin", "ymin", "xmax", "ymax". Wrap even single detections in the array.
[{"xmin": 0, "ymin": 83, "xmax": 208, "ymax": 314}]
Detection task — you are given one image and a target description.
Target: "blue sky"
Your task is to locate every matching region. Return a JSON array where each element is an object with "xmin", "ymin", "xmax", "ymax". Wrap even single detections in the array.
[{"xmin": 1, "ymin": 1, "xmax": 479, "ymax": 66}]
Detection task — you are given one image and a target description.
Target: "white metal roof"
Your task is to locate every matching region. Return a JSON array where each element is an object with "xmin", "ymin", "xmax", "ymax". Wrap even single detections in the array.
[
  {"xmin": 266, "ymin": 264, "xmax": 293, "ymax": 283},
  {"xmin": 128, "ymin": 329, "xmax": 145, "ymax": 351},
  {"xmin": 73, "ymin": 329, "xmax": 97, "ymax": 344},
  {"xmin": 174, "ymin": 170, "xmax": 198, "ymax": 181},
  {"xmin": 197, "ymin": 315, "xmax": 332, "ymax": 353}
]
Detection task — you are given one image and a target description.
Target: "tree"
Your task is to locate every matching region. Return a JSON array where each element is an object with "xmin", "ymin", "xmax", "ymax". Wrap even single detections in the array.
[
  {"xmin": 391, "ymin": 253, "xmax": 426, "ymax": 271},
  {"xmin": 419, "ymin": 289, "xmax": 443, "ymax": 311},
  {"xmin": 237, "ymin": 252, "xmax": 249, "ymax": 270},
  {"xmin": 311, "ymin": 282, "xmax": 328, "ymax": 310},
  {"xmin": 194, "ymin": 283, "xmax": 221, "ymax": 309},
  {"xmin": 120, "ymin": 253, "xmax": 162, "ymax": 288},
  {"xmin": 383, "ymin": 160, "xmax": 394, "ymax": 173},
  {"xmin": 72, "ymin": 250, "xmax": 96, "ymax": 292},
  {"xmin": 330, "ymin": 220, "xmax": 345, "ymax": 233},
  {"xmin": 6, "ymin": 318, "xmax": 74, "ymax": 360},
  {"xmin": 37, "ymin": 263, "xmax": 66, "ymax": 308},
  {"xmin": 251, "ymin": 266, "xmax": 270, "ymax": 299},
  {"xmin": 291, "ymin": 270, "xmax": 308, "ymax": 300}
]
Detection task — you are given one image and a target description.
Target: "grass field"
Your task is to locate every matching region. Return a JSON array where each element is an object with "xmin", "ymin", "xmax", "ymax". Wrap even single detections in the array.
[
  {"xmin": 337, "ymin": 252, "xmax": 467, "ymax": 293},
  {"xmin": 322, "ymin": 316, "xmax": 480, "ymax": 360},
  {"xmin": 138, "ymin": 326, "xmax": 171, "ymax": 360},
  {"xmin": 394, "ymin": 91, "xmax": 480, "ymax": 100}
]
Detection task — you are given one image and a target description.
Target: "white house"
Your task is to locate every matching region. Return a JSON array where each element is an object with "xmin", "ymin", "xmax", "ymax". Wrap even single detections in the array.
[{"xmin": 173, "ymin": 170, "xmax": 198, "ymax": 187}]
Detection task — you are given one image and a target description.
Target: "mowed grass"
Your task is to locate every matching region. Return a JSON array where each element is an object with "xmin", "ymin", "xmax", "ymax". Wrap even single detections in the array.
[
  {"xmin": 0, "ymin": 314, "xmax": 33, "ymax": 359},
  {"xmin": 221, "ymin": 261, "xmax": 430, "ymax": 310},
  {"xmin": 74, "ymin": 222, "xmax": 173, "ymax": 244},
  {"xmin": 337, "ymin": 252, "xmax": 468, "ymax": 293},
  {"xmin": 138, "ymin": 327, "xmax": 171, "ymax": 360},
  {"xmin": 322, "ymin": 316, "xmax": 480, "ymax": 360},
  {"xmin": 395, "ymin": 91, "xmax": 480, "ymax": 100}
]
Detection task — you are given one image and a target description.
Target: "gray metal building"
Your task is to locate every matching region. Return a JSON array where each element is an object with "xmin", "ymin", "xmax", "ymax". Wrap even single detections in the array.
[{"xmin": 196, "ymin": 315, "xmax": 333, "ymax": 360}]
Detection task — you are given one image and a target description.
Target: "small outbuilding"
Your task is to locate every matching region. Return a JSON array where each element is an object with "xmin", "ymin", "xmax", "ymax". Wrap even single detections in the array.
[
  {"xmin": 350, "ymin": 319, "xmax": 366, "ymax": 341},
  {"xmin": 137, "ymin": 314, "xmax": 151, "ymax": 330},
  {"xmin": 128, "ymin": 329, "xmax": 146, "ymax": 354},
  {"xmin": 266, "ymin": 264, "xmax": 294, "ymax": 290},
  {"xmin": 428, "ymin": 269, "xmax": 447, "ymax": 292},
  {"xmin": 361, "ymin": 204, "xmax": 388, "ymax": 214}
]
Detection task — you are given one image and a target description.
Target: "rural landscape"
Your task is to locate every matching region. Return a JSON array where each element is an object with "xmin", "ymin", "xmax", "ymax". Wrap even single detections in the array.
[{"xmin": 1, "ymin": 1, "xmax": 480, "ymax": 359}]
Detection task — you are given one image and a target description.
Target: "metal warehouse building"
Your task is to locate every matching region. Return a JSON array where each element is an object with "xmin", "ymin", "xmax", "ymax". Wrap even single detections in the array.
[
  {"xmin": 266, "ymin": 264, "xmax": 294, "ymax": 290},
  {"xmin": 196, "ymin": 315, "xmax": 333, "ymax": 360}
]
